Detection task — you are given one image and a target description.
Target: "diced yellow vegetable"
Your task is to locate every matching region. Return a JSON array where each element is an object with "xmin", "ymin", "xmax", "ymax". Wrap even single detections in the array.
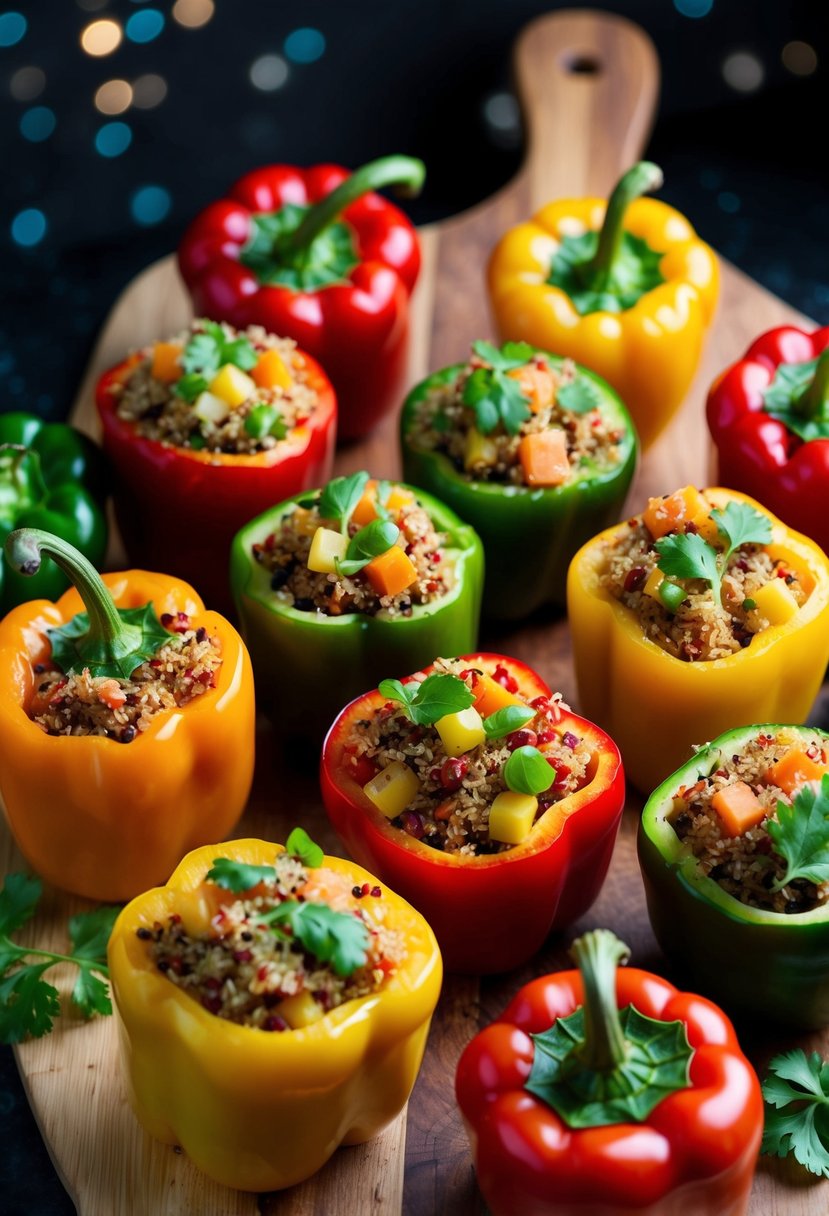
[
  {"xmin": 208, "ymin": 363, "xmax": 256, "ymax": 408},
  {"xmin": 363, "ymin": 761, "xmax": 419, "ymax": 819},
  {"xmin": 753, "ymin": 579, "xmax": 799, "ymax": 626},
  {"xmin": 464, "ymin": 428, "xmax": 498, "ymax": 471},
  {"xmin": 689, "ymin": 509, "xmax": 720, "ymax": 544},
  {"xmin": 435, "ymin": 707, "xmax": 486, "ymax": 757},
  {"xmin": 276, "ymin": 990, "xmax": 324, "ymax": 1029},
  {"xmin": 289, "ymin": 506, "xmax": 319, "ymax": 537},
  {"xmin": 643, "ymin": 568, "xmax": 664, "ymax": 600},
  {"xmin": 489, "ymin": 791, "xmax": 539, "ymax": 845},
  {"xmin": 307, "ymin": 526, "xmax": 348, "ymax": 574},
  {"xmin": 193, "ymin": 391, "xmax": 230, "ymax": 424}
]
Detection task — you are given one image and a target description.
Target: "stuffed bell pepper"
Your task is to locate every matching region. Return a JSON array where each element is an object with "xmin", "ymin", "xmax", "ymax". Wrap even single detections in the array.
[
  {"xmin": 400, "ymin": 340, "xmax": 636, "ymax": 619},
  {"xmin": 640, "ymin": 724, "xmax": 829, "ymax": 1028},
  {"xmin": 0, "ymin": 411, "xmax": 107, "ymax": 612},
  {"xmin": 230, "ymin": 471, "xmax": 483, "ymax": 745},
  {"xmin": 0, "ymin": 529, "xmax": 254, "ymax": 902},
  {"xmin": 108, "ymin": 833, "xmax": 442, "ymax": 1192},
  {"xmin": 178, "ymin": 155, "xmax": 423, "ymax": 440},
  {"xmin": 707, "ymin": 325, "xmax": 829, "ymax": 551},
  {"xmin": 456, "ymin": 929, "xmax": 762, "ymax": 1216},
  {"xmin": 321, "ymin": 653, "xmax": 625, "ymax": 973},
  {"xmin": 488, "ymin": 162, "xmax": 719, "ymax": 448},
  {"xmin": 567, "ymin": 486, "xmax": 829, "ymax": 791},
  {"xmin": 96, "ymin": 317, "xmax": 336, "ymax": 611}
]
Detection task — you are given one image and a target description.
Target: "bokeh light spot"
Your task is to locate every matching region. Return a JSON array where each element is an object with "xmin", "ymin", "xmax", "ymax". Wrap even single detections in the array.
[
  {"xmin": 132, "ymin": 73, "xmax": 167, "ymax": 108},
  {"xmin": 722, "ymin": 50, "xmax": 764, "ymax": 92},
  {"xmin": 717, "ymin": 191, "xmax": 741, "ymax": 214},
  {"xmin": 10, "ymin": 65, "xmax": 45, "ymax": 100},
  {"xmin": 0, "ymin": 11, "xmax": 26, "ymax": 47},
  {"xmin": 20, "ymin": 105, "xmax": 55, "ymax": 141},
  {"xmin": 172, "ymin": 0, "xmax": 214, "ymax": 28},
  {"xmin": 11, "ymin": 208, "xmax": 47, "ymax": 247},
  {"xmin": 95, "ymin": 79, "xmax": 132, "ymax": 114},
  {"xmin": 284, "ymin": 27, "xmax": 325, "ymax": 64},
  {"xmin": 126, "ymin": 9, "xmax": 164, "ymax": 43},
  {"xmin": 130, "ymin": 184, "xmax": 171, "ymax": 226},
  {"xmin": 673, "ymin": 0, "xmax": 713, "ymax": 17},
  {"xmin": 782, "ymin": 41, "xmax": 818, "ymax": 77},
  {"xmin": 81, "ymin": 19, "xmax": 122, "ymax": 56},
  {"xmin": 249, "ymin": 54, "xmax": 289, "ymax": 91},
  {"xmin": 95, "ymin": 120, "xmax": 132, "ymax": 157}
]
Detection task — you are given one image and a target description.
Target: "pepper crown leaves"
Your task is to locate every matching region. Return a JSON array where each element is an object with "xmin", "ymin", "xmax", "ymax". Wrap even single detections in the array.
[
  {"xmin": 547, "ymin": 230, "xmax": 666, "ymax": 316},
  {"xmin": 319, "ymin": 470, "xmax": 370, "ymax": 533},
  {"xmin": 0, "ymin": 873, "xmax": 117, "ymax": 1043},
  {"xmin": 379, "ymin": 672, "xmax": 474, "ymax": 726},
  {"xmin": 762, "ymin": 357, "xmax": 829, "ymax": 442},
  {"xmin": 335, "ymin": 519, "xmax": 400, "ymax": 577},
  {"xmin": 239, "ymin": 203, "xmax": 359, "ymax": 292},
  {"xmin": 257, "ymin": 901, "xmax": 370, "ymax": 977},
  {"xmin": 503, "ymin": 744, "xmax": 554, "ymax": 796},
  {"xmin": 176, "ymin": 320, "xmax": 258, "ymax": 402},
  {"xmin": 762, "ymin": 1049, "xmax": 829, "ymax": 1178},
  {"xmin": 767, "ymin": 774, "xmax": 829, "ymax": 891},
  {"xmin": 462, "ymin": 340, "xmax": 535, "ymax": 436},
  {"xmin": 48, "ymin": 603, "xmax": 170, "ymax": 681},
  {"xmin": 655, "ymin": 500, "xmax": 772, "ymax": 603},
  {"xmin": 483, "ymin": 705, "xmax": 535, "ymax": 741}
]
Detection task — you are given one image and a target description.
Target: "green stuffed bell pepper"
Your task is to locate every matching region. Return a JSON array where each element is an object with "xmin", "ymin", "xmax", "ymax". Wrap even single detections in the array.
[
  {"xmin": 400, "ymin": 341, "xmax": 637, "ymax": 619},
  {"xmin": 639, "ymin": 723, "xmax": 829, "ymax": 1029},
  {"xmin": 230, "ymin": 471, "xmax": 483, "ymax": 746},
  {"xmin": 0, "ymin": 413, "xmax": 107, "ymax": 611}
]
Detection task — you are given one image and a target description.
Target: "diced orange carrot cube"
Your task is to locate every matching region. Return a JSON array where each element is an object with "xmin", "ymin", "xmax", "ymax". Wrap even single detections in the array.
[
  {"xmin": 518, "ymin": 429, "xmax": 570, "ymax": 487},
  {"xmin": 151, "ymin": 342, "xmax": 183, "ymax": 384},
  {"xmin": 766, "ymin": 750, "xmax": 829, "ymax": 796},
  {"xmin": 508, "ymin": 364, "xmax": 555, "ymax": 413},
  {"xmin": 643, "ymin": 486, "xmax": 709, "ymax": 539},
  {"xmin": 352, "ymin": 479, "xmax": 415, "ymax": 527},
  {"xmin": 251, "ymin": 349, "xmax": 292, "ymax": 391},
  {"xmin": 364, "ymin": 544, "xmax": 418, "ymax": 598},
  {"xmin": 710, "ymin": 781, "xmax": 766, "ymax": 837},
  {"xmin": 472, "ymin": 673, "xmax": 525, "ymax": 717}
]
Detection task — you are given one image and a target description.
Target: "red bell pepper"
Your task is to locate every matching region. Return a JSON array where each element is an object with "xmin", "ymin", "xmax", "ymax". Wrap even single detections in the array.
[
  {"xmin": 707, "ymin": 326, "xmax": 829, "ymax": 552},
  {"xmin": 320, "ymin": 653, "xmax": 625, "ymax": 974},
  {"xmin": 178, "ymin": 156, "xmax": 423, "ymax": 441},
  {"xmin": 95, "ymin": 351, "xmax": 335, "ymax": 612},
  {"xmin": 456, "ymin": 929, "xmax": 763, "ymax": 1216}
]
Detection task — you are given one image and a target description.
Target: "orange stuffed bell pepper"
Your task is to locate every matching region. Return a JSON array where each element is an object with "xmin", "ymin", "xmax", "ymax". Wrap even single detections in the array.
[
  {"xmin": 488, "ymin": 162, "xmax": 718, "ymax": 448},
  {"xmin": 0, "ymin": 528, "xmax": 255, "ymax": 901},
  {"xmin": 107, "ymin": 833, "xmax": 442, "ymax": 1192}
]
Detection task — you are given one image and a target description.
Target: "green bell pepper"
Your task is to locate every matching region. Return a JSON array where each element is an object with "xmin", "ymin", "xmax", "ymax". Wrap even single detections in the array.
[
  {"xmin": 399, "ymin": 349, "xmax": 638, "ymax": 619},
  {"xmin": 638, "ymin": 723, "xmax": 829, "ymax": 1029},
  {"xmin": 0, "ymin": 413, "xmax": 107, "ymax": 611},
  {"xmin": 230, "ymin": 482, "xmax": 484, "ymax": 746}
]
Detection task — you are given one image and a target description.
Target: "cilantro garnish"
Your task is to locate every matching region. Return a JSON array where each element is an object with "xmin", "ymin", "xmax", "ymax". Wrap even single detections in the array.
[
  {"xmin": 205, "ymin": 858, "xmax": 278, "ymax": 893},
  {"xmin": 767, "ymin": 774, "xmax": 829, "ymax": 891},
  {"xmin": 556, "ymin": 376, "xmax": 602, "ymax": 415},
  {"xmin": 483, "ymin": 705, "xmax": 535, "ymax": 741},
  {"xmin": 319, "ymin": 470, "xmax": 370, "ymax": 533},
  {"xmin": 655, "ymin": 500, "xmax": 772, "ymax": 603},
  {"xmin": 335, "ymin": 519, "xmax": 399, "ymax": 577},
  {"xmin": 462, "ymin": 340, "xmax": 535, "ymax": 436},
  {"xmin": 182, "ymin": 321, "xmax": 257, "ymax": 378},
  {"xmin": 503, "ymin": 745, "xmax": 554, "ymax": 796},
  {"xmin": 762, "ymin": 1049, "xmax": 829, "ymax": 1177},
  {"xmin": 256, "ymin": 901, "xmax": 369, "ymax": 977},
  {"xmin": 378, "ymin": 672, "xmax": 474, "ymax": 726},
  {"xmin": 0, "ymin": 873, "xmax": 117, "ymax": 1043}
]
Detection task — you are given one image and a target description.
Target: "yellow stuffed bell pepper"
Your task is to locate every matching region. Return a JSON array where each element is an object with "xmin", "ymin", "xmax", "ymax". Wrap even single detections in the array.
[
  {"xmin": 108, "ymin": 835, "xmax": 442, "ymax": 1193},
  {"xmin": 488, "ymin": 162, "xmax": 719, "ymax": 449},
  {"xmin": 567, "ymin": 487, "xmax": 829, "ymax": 792}
]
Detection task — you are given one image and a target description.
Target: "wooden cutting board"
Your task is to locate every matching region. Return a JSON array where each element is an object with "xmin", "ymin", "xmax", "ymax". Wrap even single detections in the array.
[{"xmin": 3, "ymin": 9, "xmax": 826, "ymax": 1214}]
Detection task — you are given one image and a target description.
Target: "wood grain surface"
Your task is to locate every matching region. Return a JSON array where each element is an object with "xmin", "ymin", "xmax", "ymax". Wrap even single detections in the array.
[{"xmin": 3, "ymin": 8, "xmax": 826, "ymax": 1214}]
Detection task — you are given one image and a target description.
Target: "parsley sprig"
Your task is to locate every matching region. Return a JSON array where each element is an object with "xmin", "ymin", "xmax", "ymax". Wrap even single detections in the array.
[
  {"xmin": 762, "ymin": 1049, "xmax": 829, "ymax": 1177},
  {"xmin": 655, "ymin": 500, "xmax": 772, "ymax": 603},
  {"xmin": 379, "ymin": 673, "xmax": 474, "ymax": 726},
  {"xmin": 462, "ymin": 340, "xmax": 535, "ymax": 436},
  {"xmin": 175, "ymin": 321, "xmax": 258, "ymax": 402},
  {"xmin": 206, "ymin": 828, "xmax": 325, "ymax": 894},
  {"xmin": 767, "ymin": 773, "xmax": 829, "ymax": 891},
  {"xmin": 0, "ymin": 873, "xmax": 118, "ymax": 1043}
]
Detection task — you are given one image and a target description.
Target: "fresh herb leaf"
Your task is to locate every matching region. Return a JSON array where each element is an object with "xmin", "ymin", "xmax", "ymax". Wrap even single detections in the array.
[
  {"xmin": 71, "ymin": 966, "xmax": 112, "ymax": 1020},
  {"xmin": 378, "ymin": 672, "xmax": 474, "ymax": 726},
  {"xmin": 174, "ymin": 373, "xmax": 209, "ymax": 403},
  {"xmin": 483, "ymin": 705, "xmax": 535, "ymax": 741},
  {"xmin": 47, "ymin": 602, "xmax": 170, "ymax": 680},
  {"xmin": 762, "ymin": 1049, "xmax": 829, "ymax": 1177},
  {"xmin": 319, "ymin": 470, "xmax": 370, "ymax": 532},
  {"xmin": 503, "ymin": 745, "xmax": 554, "ymax": 796},
  {"xmin": 655, "ymin": 531, "xmax": 721, "ymax": 594},
  {"xmin": 0, "ymin": 872, "xmax": 41, "ymax": 936},
  {"xmin": 461, "ymin": 340, "xmax": 535, "ymax": 437},
  {"xmin": 556, "ymin": 377, "xmax": 602, "ymax": 415},
  {"xmin": 180, "ymin": 322, "xmax": 257, "ymax": 380},
  {"xmin": 0, "ymin": 964, "xmax": 60, "ymax": 1043},
  {"xmin": 285, "ymin": 828, "xmax": 323, "ymax": 869},
  {"xmin": 257, "ymin": 901, "xmax": 369, "ymax": 977},
  {"xmin": 206, "ymin": 858, "xmax": 277, "ymax": 893},
  {"xmin": 335, "ymin": 519, "xmax": 399, "ymax": 577},
  {"xmin": 69, "ymin": 906, "xmax": 120, "ymax": 965},
  {"xmin": 711, "ymin": 501, "xmax": 773, "ymax": 558},
  {"xmin": 767, "ymin": 774, "xmax": 829, "ymax": 891},
  {"xmin": 181, "ymin": 332, "xmax": 221, "ymax": 378}
]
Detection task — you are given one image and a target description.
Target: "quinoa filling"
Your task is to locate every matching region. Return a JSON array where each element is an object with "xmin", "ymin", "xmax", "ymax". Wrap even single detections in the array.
[
  {"xmin": 114, "ymin": 320, "xmax": 320, "ymax": 455},
  {"xmin": 669, "ymin": 728, "xmax": 829, "ymax": 914},
  {"xmin": 29, "ymin": 611, "xmax": 221, "ymax": 742}
]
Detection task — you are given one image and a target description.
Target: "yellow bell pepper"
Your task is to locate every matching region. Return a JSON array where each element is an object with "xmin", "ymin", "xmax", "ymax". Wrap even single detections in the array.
[
  {"xmin": 108, "ymin": 838, "xmax": 442, "ymax": 1192},
  {"xmin": 567, "ymin": 488, "xmax": 829, "ymax": 792},
  {"xmin": 488, "ymin": 162, "xmax": 719, "ymax": 449}
]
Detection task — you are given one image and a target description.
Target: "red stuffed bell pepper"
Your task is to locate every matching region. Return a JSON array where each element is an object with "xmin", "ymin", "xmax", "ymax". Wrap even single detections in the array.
[
  {"xmin": 321, "ymin": 654, "xmax": 625, "ymax": 974},
  {"xmin": 707, "ymin": 326, "xmax": 829, "ymax": 551},
  {"xmin": 178, "ymin": 156, "xmax": 423, "ymax": 441},
  {"xmin": 456, "ymin": 929, "xmax": 763, "ymax": 1216}
]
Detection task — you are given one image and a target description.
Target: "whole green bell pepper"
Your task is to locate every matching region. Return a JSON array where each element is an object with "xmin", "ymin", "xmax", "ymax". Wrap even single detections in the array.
[
  {"xmin": 0, "ymin": 413, "xmax": 107, "ymax": 611},
  {"xmin": 399, "ymin": 349, "xmax": 637, "ymax": 619},
  {"xmin": 638, "ymin": 723, "xmax": 829, "ymax": 1029},
  {"xmin": 230, "ymin": 482, "xmax": 483, "ymax": 746}
]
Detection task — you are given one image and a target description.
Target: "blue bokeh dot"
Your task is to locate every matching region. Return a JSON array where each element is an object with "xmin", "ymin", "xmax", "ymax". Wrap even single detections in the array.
[
  {"xmin": 130, "ymin": 184, "xmax": 171, "ymax": 226},
  {"xmin": 20, "ymin": 105, "xmax": 56, "ymax": 142},
  {"xmin": 95, "ymin": 121, "xmax": 132, "ymax": 158},
  {"xmin": 10, "ymin": 208, "xmax": 46, "ymax": 247},
  {"xmin": 126, "ymin": 9, "xmax": 164, "ymax": 44},
  {"xmin": 673, "ymin": 0, "xmax": 713, "ymax": 16},
  {"xmin": 0, "ymin": 11, "xmax": 26, "ymax": 47},
  {"xmin": 284, "ymin": 27, "xmax": 325, "ymax": 64},
  {"xmin": 9, "ymin": 376, "xmax": 24, "ymax": 393},
  {"xmin": 717, "ymin": 191, "xmax": 741, "ymax": 214},
  {"xmin": 0, "ymin": 351, "xmax": 15, "ymax": 375}
]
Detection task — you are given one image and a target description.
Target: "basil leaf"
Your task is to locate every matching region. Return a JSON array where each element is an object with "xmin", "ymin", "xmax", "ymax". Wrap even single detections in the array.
[
  {"xmin": 336, "ymin": 519, "xmax": 399, "ymax": 577},
  {"xmin": 503, "ymin": 745, "xmax": 554, "ymax": 795},
  {"xmin": 379, "ymin": 673, "xmax": 474, "ymax": 726},
  {"xmin": 483, "ymin": 705, "xmax": 535, "ymax": 741},
  {"xmin": 285, "ymin": 827, "xmax": 324, "ymax": 869},
  {"xmin": 319, "ymin": 471, "xmax": 370, "ymax": 532}
]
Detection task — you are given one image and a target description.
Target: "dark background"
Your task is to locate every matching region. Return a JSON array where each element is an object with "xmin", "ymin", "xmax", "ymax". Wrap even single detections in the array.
[{"xmin": 0, "ymin": 0, "xmax": 826, "ymax": 1212}]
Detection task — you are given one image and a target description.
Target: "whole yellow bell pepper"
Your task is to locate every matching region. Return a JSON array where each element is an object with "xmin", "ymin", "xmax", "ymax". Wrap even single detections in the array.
[
  {"xmin": 567, "ymin": 488, "xmax": 829, "ymax": 792},
  {"xmin": 108, "ymin": 838, "xmax": 443, "ymax": 1192},
  {"xmin": 488, "ymin": 162, "xmax": 719, "ymax": 449}
]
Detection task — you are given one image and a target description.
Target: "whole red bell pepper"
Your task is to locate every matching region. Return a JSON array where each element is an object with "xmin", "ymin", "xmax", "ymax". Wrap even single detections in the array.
[
  {"xmin": 456, "ymin": 929, "xmax": 763, "ymax": 1216},
  {"xmin": 707, "ymin": 326, "xmax": 829, "ymax": 551},
  {"xmin": 320, "ymin": 653, "xmax": 625, "ymax": 974},
  {"xmin": 178, "ymin": 156, "xmax": 423, "ymax": 441}
]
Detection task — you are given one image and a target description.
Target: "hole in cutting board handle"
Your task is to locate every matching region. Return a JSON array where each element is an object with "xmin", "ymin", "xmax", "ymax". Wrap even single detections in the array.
[{"xmin": 561, "ymin": 53, "xmax": 602, "ymax": 75}]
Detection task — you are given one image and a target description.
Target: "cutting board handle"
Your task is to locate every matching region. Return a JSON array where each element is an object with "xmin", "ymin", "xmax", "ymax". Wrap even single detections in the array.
[{"xmin": 513, "ymin": 8, "xmax": 660, "ymax": 206}]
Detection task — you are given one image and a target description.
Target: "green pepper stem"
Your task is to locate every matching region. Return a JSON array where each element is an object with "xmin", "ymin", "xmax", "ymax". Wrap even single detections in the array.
[
  {"xmin": 570, "ymin": 929, "xmax": 629, "ymax": 1070},
  {"xmin": 584, "ymin": 162, "xmax": 664, "ymax": 291},
  {"xmin": 795, "ymin": 347, "xmax": 829, "ymax": 420},
  {"xmin": 285, "ymin": 155, "xmax": 426, "ymax": 255},
  {"xmin": 5, "ymin": 528, "xmax": 142, "ymax": 665},
  {"xmin": 0, "ymin": 444, "xmax": 47, "ymax": 505}
]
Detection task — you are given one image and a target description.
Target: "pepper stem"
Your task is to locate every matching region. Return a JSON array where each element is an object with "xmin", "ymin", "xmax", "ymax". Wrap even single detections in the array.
[
  {"xmin": 583, "ymin": 162, "xmax": 664, "ymax": 291},
  {"xmin": 795, "ymin": 347, "xmax": 829, "ymax": 420},
  {"xmin": 285, "ymin": 155, "xmax": 426, "ymax": 255},
  {"xmin": 0, "ymin": 444, "xmax": 48, "ymax": 505},
  {"xmin": 570, "ymin": 929, "xmax": 629, "ymax": 1070}
]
